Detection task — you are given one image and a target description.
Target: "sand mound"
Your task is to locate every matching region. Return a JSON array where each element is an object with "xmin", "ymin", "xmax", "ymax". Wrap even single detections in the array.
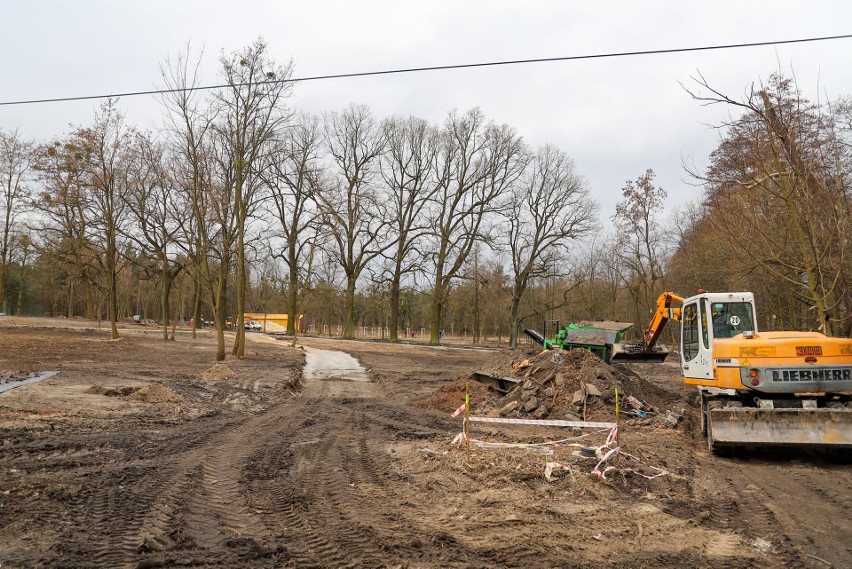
[
  {"xmin": 199, "ymin": 362, "xmax": 238, "ymax": 381},
  {"xmin": 126, "ymin": 382, "xmax": 183, "ymax": 403}
]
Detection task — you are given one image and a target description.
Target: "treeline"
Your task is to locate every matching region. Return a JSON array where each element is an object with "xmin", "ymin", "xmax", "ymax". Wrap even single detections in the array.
[{"xmin": 2, "ymin": 38, "xmax": 851, "ymax": 358}]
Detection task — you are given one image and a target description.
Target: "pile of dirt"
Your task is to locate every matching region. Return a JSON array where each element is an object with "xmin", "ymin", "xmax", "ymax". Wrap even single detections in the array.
[
  {"xmin": 126, "ymin": 382, "xmax": 183, "ymax": 403},
  {"xmin": 419, "ymin": 377, "xmax": 492, "ymax": 413},
  {"xmin": 0, "ymin": 368, "xmax": 35, "ymax": 383},
  {"xmin": 198, "ymin": 362, "xmax": 238, "ymax": 381},
  {"xmin": 86, "ymin": 384, "xmax": 137, "ymax": 397},
  {"xmin": 473, "ymin": 348, "xmax": 688, "ymax": 427}
]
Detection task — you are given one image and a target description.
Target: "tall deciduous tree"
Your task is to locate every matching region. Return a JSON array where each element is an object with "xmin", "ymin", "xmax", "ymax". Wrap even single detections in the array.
[
  {"xmin": 428, "ymin": 109, "xmax": 526, "ymax": 345},
  {"xmin": 686, "ymin": 73, "xmax": 850, "ymax": 333},
  {"xmin": 0, "ymin": 128, "xmax": 33, "ymax": 314},
  {"xmin": 380, "ymin": 115, "xmax": 441, "ymax": 342},
  {"xmin": 262, "ymin": 112, "xmax": 323, "ymax": 336},
  {"xmin": 612, "ymin": 169, "xmax": 668, "ymax": 326},
  {"xmin": 159, "ymin": 43, "xmax": 219, "ymax": 348},
  {"xmin": 215, "ymin": 38, "xmax": 294, "ymax": 358},
  {"xmin": 76, "ymin": 99, "xmax": 133, "ymax": 339},
  {"xmin": 33, "ymin": 138, "xmax": 99, "ymax": 318},
  {"xmin": 318, "ymin": 104, "xmax": 390, "ymax": 339},
  {"xmin": 505, "ymin": 144, "xmax": 597, "ymax": 348},
  {"xmin": 124, "ymin": 132, "xmax": 185, "ymax": 341}
]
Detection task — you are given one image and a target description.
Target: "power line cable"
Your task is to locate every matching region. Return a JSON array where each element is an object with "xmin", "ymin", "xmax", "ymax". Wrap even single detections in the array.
[{"xmin": 1, "ymin": 33, "xmax": 850, "ymax": 107}]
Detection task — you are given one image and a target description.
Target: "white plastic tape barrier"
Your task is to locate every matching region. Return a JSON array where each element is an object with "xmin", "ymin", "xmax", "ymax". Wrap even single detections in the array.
[{"xmin": 467, "ymin": 416, "xmax": 616, "ymax": 429}]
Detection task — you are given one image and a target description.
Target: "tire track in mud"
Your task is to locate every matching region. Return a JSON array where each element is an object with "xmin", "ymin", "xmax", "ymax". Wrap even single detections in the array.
[
  {"xmin": 85, "ymin": 467, "xmax": 170, "ymax": 569},
  {"xmin": 694, "ymin": 457, "xmax": 844, "ymax": 567},
  {"xmin": 240, "ymin": 347, "xmax": 478, "ymax": 567},
  {"xmin": 248, "ymin": 397, "xmax": 393, "ymax": 567},
  {"xmin": 747, "ymin": 463, "xmax": 852, "ymax": 566},
  {"xmin": 132, "ymin": 410, "xmax": 290, "ymax": 567}
]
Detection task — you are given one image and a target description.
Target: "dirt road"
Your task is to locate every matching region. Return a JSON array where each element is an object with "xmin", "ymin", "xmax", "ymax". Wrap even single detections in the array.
[{"xmin": 0, "ymin": 320, "xmax": 849, "ymax": 567}]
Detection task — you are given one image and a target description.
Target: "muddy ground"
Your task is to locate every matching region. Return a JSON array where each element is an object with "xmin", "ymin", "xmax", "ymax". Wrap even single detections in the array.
[{"xmin": 0, "ymin": 317, "xmax": 849, "ymax": 568}]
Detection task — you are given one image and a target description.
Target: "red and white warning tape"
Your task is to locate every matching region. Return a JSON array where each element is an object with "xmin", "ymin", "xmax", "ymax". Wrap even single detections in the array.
[
  {"xmin": 545, "ymin": 462, "xmax": 574, "ymax": 481},
  {"xmin": 450, "ymin": 403, "xmax": 668, "ymax": 481},
  {"xmin": 451, "ymin": 402, "xmax": 467, "ymax": 417}
]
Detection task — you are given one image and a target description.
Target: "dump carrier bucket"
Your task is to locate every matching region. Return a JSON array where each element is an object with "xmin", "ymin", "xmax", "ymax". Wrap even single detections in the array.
[{"xmin": 709, "ymin": 408, "xmax": 852, "ymax": 448}]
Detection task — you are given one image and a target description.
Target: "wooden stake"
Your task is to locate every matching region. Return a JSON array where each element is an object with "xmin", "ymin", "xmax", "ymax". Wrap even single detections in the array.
[
  {"xmin": 615, "ymin": 388, "xmax": 620, "ymax": 425},
  {"xmin": 465, "ymin": 382, "xmax": 471, "ymax": 464}
]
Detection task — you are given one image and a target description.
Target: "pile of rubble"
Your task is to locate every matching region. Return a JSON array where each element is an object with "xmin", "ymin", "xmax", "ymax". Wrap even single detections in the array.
[
  {"xmin": 0, "ymin": 368, "xmax": 36, "ymax": 384},
  {"xmin": 476, "ymin": 348, "xmax": 685, "ymax": 429}
]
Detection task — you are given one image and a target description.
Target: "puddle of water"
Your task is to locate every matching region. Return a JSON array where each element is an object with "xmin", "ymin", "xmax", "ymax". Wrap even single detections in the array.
[{"xmin": 302, "ymin": 347, "xmax": 370, "ymax": 382}]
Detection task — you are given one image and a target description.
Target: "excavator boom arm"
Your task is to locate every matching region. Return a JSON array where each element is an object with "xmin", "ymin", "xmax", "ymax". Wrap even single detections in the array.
[{"xmin": 641, "ymin": 292, "xmax": 684, "ymax": 351}]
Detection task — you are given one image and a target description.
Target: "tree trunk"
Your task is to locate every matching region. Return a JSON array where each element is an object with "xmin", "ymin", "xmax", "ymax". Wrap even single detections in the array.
[
  {"xmin": 234, "ymin": 229, "xmax": 246, "ymax": 358},
  {"xmin": 343, "ymin": 278, "xmax": 356, "ymax": 339},
  {"xmin": 85, "ymin": 279, "xmax": 95, "ymax": 319},
  {"xmin": 106, "ymin": 229, "xmax": 119, "ymax": 339},
  {"xmin": 161, "ymin": 261, "xmax": 172, "ymax": 342},
  {"xmin": 429, "ymin": 284, "xmax": 443, "ymax": 346},
  {"xmin": 215, "ymin": 262, "xmax": 228, "ymax": 362},
  {"xmin": 192, "ymin": 269, "xmax": 202, "ymax": 339},
  {"xmin": 389, "ymin": 273, "xmax": 401, "ymax": 343},
  {"xmin": 509, "ymin": 292, "xmax": 521, "ymax": 349},
  {"xmin": 287, "ymin": 256, "xmax": 298, "ymax": 336}
]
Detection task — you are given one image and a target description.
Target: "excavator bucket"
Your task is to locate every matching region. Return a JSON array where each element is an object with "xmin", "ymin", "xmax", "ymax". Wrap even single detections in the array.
[
  {"xmin": 610, "ymin": 344, "xmax": 670, "ymax": 363},
  {"xmin": 708, "ymin": 408, "xmax": 852, "ymax": 449},
  {"xmin": 610, "ymin": 350, "xmax": 670, "ymax": 363}
]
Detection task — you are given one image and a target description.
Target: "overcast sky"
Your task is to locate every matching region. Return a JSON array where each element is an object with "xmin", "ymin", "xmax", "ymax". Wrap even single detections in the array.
[{"xmin": 2, "ymin": 1, "xmax": 851, "ymax": 230}]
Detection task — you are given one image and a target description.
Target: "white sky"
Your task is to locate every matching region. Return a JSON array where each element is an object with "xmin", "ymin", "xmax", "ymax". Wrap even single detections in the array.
[{"xmin": 2, "ymin": 1, "xmax": 851, "ymax": 230}]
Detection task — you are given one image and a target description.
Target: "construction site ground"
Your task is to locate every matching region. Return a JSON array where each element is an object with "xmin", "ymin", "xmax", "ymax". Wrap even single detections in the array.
[{"xmin": 0, "ymin": 317, "xmax": 849, "ymax": 568}]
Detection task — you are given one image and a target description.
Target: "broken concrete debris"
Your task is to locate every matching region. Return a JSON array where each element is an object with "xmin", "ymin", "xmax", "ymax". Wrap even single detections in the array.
[{"xmin": 472, "ymin": 348, "xmax": 676, "ymax": 426}]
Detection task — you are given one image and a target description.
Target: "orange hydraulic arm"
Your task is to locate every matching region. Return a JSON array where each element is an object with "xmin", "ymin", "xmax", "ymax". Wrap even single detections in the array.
[{"xmin": 640, "ymin": 292, "xmax": 684, "ymax": 351}]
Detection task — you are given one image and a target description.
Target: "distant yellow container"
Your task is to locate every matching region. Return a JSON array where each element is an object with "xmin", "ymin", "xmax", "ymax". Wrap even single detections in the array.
[{"xmin": 243, "ymin": 313, "xmax": 303, "ymax": 331}]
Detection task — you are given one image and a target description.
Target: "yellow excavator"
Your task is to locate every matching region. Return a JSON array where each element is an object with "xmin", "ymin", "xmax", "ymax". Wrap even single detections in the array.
[{"xmin": 634, "ymin": 291, "xmax": 852, "ymax": 453}]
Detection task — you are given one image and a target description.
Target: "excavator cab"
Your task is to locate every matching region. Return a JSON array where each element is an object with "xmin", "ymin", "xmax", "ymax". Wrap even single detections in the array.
[
  {"xmin": 681, "ymin": 292, "xmax": 756, "ymax": 383},
  {"xmin": 710, "ymin": 301, "xmax": 754, "ymax": 339}
]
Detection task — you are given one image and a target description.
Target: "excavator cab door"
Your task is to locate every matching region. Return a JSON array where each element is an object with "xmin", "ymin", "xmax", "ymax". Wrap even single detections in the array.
[{"xmin": 680, "ymin": 299, "xmax": 713, "ymax": 380}]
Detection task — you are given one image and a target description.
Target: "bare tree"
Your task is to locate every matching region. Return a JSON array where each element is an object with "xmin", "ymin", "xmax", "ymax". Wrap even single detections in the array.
[
  {"xmin": 318, "ymin": 104, "xmax": 390, "ymax": 339},
  {"xmin": 214, "ymin": 37, "xmax": 294, "ymax": 358},
  {"xmin": 380, "ymin": 115, "xmax": 441, "ymax": 342},
  {"xmin": 261, "ymin": 112, "xmax": 322, "ymax": 336},
  {"xmin": 13, "ymin": 233, "xmax": 33, "ymax": 313},
  {"xmin": 159, "ymin": 43, "xmax": 227, "ymax": 354},
  {"xmin": 427, "ymin": 108, "xmax": 526, "ymax": 345},
  {"xmin": 75, "ymin": 99, "xmax": 133, "ymax": 339},
  {"xmin": 612, "ymin": 169, "xmax": 668, "ymax": 325},
  {"xmin": 32, "ymin": 138, "xmax": 100, "ymax": 318},
  {"xmin": 0, "ymin": 128, "xmax": 33, "ymax": 314},
  {"xmin": 686, "ymin": 73, "xmax": 850, "ymax": 333},
  {"xmin": 124, "ymin": 131, "xmax": 185, "ymax": 341},
  {"xmin": 505, "ymin": 144, "xmax": 597, "ymax": 348}
]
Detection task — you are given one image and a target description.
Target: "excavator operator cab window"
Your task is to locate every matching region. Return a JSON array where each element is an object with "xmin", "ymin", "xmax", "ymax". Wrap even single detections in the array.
[{"xmin": 711, "ymin": 302, "xmax": 755, "ymax": 339}]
